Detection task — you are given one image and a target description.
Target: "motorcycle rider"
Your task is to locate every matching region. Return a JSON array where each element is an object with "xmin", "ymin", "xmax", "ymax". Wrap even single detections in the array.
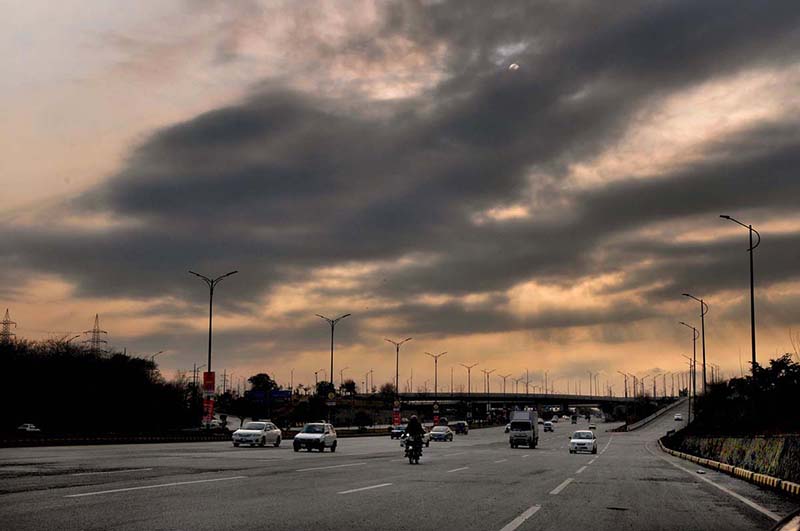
[{"xmin": 404, "ymin": 415, "xmax": 426, "ymax": 455}]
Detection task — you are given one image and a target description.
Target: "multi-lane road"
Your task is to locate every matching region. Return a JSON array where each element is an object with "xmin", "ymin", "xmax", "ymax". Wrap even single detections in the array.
[{"xmin": 1, "ymin": 402, "xmax": 797, "ymax": 530}]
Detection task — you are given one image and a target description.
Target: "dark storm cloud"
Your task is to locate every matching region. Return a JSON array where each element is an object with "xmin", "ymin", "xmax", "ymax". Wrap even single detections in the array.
[{"xmin": 4, "ymin": 1, "xmax": 800, "ymax": 342}]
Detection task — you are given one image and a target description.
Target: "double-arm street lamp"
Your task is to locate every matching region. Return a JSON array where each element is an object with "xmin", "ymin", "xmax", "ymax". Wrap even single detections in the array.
[
  {"xmin": 386, "ymin": 337, "xmax": 412, "ymax": 398},
  {"xmin": 617, "ymin": 371, "xmax": 628, "ymax": 398},
  {"xmin": 682, "ymin": 293, "xmax": 708, "ymax": 394},
  {"xmin": 461, "ymin": 363, "xmax": 478, "ymax": 396},
  {"xmin": 189, "ymin": 270, "xmax": 238, "ymax": 373},
  {"xmin": 425, "ymin": 351, "xmax": 447, "ymax": 398},
  {"xmin": 499, "ymin": 374, "xmax": 511, "ymax": 395},
  {"xmin": 720, "ymin": 215, "xmax": 761, "ymax": 373},
  {"xmin": 317, "ymin": 313, "xmax": 351, "ymax": 391}
]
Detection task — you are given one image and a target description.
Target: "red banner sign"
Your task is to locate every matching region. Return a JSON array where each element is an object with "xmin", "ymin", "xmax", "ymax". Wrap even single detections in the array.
[
  {"xmin": 203, "ymin": 371, "xmax": 215, "ymax": 397},
  {"xmin": 203, "ymin": 398, "xmax": 215, "ymax": 423}
]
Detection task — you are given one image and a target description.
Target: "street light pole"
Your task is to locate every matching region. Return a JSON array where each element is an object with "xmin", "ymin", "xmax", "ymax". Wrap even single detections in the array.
[
  {"xmin": 499, "ymin": 374, "xmax": 511, "ymax": 394},
  {"xmin": 339, "ymin": 366, "xmax": 349, "ymax": 387},
  {"xmin": 460, "ymin": 363, "xmax": 478, "ymax": 397},
  {"xmin": 316, "ymin": 313, "xmax": 351, "ymax": 392},
  {"xmin": 683, "ymin": 293, "xmax": 709, "ymax": 394},
  {"xmin": 425, "ymin": 352, "xmax": 447, "ymax": 399},
  {"xmin": 679, "ymin": 321, "xmax": 699, "ymax": 400},
  {"xmin": 386, "ymin": 337, "xmax": 412, "ymax": 398},
  {"xmin": 617, "ymin": 371, "xmax": 628, "ymax": 398},
  {"xmin": 721, "ymin": 215, "xmax": 760, "ymax": 373},
  {"xmin": 189, "ymin": 270, "xmax": 238, "ymax": 374}
]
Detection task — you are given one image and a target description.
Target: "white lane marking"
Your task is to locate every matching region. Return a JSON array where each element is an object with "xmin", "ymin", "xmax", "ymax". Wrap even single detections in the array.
[
  {"xmin": 296, "ymin": 462, "xmax": 366, "ymax": 472},
  {"xmin": 498, "ymin": 504, "xmax": 542, "ymax": 531},
  {"xmin": 338, "ymin": 483, "xmax": 393, "ymax": 495},
  {"xmin": 588, "ymin": 459, "xmax": 596, "ymax": 465},
  {"xmin": 549, "ymin": 478, "xmax": 574, "ymax": 495},
  {"xmin": 447, "ymin": 467, "xmax": 469, "ymax": 473},
  {"xmin": 575, "ymin": 466, "xmax": 587, "ymax": 474},
  {"xmin": 64, "ymin": 476, "xmax": 246, "ymax": 498},
  {"xmin": 494, "ymin": 459, "xmax": 508, "ymax": 463},
  {"xmin": 443, "ymin": 452, "xmax": 466, "ymax": 457},
  {"xmin": 390, "ymin": 458, "xmax": 406, "ymax": 462},
  {"xmin": 521, "ymin": 454, "xmax": 530, "ymax": 458},
  {"xmin": 599, "ymin": 436, "xmax": 613, "ymax": 454},
  {"xmin": 645, "ymin": 443, "xmax": 779, "ymax": 521},
  {"xmin": 71, "ymin": 468, "xmax": 153, "ymax": 477}
]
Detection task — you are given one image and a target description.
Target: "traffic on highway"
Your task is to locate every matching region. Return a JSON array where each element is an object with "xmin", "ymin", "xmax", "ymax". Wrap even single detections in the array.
[{"xmin": 1, "ymin": 401, "xmax": 797, "ymax": 530}]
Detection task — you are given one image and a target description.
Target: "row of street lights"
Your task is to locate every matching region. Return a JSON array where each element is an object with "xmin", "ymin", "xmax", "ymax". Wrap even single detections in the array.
[{"xmin": 188, "ymin": 212, "xmax": 759, "ymax": 403}]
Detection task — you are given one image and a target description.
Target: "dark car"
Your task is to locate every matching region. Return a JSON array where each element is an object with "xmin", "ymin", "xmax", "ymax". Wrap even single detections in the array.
[
  {"xmin": 449, "ymin": 421, "xmax": 469, "ymax": 435},
  {"xmin": 390, "ymin": 425, "xmax": 407, "ymax": 439}
]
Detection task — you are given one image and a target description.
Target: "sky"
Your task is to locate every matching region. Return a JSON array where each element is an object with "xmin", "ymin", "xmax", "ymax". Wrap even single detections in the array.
[{"xmin": 3, "ymin": 0, "xmax": 800, "ymax": 395}]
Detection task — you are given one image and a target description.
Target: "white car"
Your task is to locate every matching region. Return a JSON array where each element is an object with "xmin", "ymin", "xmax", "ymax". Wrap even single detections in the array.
[
  {"xmin": 293, "ymin": 422, "xmax": 338, "ymax": 452},
  {"xmin": 550, "ymin": 416, "xmax": 558, "ymax": 423},
  {"xmin": 17, "ymin": 423, "xmax": 41, "ymax": 432},
  {"xmin": 543, "ymin": 421, "xmax": 554, "ymax": 432},
  {"xmin": 232, "ymin": 421, "xmax": 282, "ymax": 447},
  {"xmin": 569, "ymin": 430, "xmax": 597, "ymax": 454},
  {"xmin": 674, "ymin": 413, "xmax": 683, "ymax": 421}
]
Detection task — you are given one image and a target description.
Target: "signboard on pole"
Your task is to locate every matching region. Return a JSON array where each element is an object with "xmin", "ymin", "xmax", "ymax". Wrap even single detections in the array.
[
  {"xmin": 203, "ymin": 398, "xmax": 215, "ymax": 423},
  {"xmin": 433, "ymin": 402, "xmax": 440, "ymax": 425},
  {"xmin": 203, "ymin": 371, "xmax": 216, "ymax": 397}
]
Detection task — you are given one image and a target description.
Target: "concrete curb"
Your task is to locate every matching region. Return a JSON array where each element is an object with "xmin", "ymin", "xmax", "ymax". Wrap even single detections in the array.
[{"xmin": 658, "ymin": 439, "xmax": 799, "ymax": 498}]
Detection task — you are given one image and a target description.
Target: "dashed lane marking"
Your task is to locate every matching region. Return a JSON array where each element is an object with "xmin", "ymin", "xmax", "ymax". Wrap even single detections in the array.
[
  {"xmin": 576, "ymin": 466, "xmax": 587, "ymax": 474},
  {"xmin": 549, "ymin": 478, "xmax": 574, "ymax": 495},
  {"xmin": 447, "ymin": 467, "xmax": 469, "ymax": 473},
  {"xmin": 338, "ymin": 483, "xmax": 393, "ymax": 495},
  {"xmin": 600, "ymin": 436, "xmax": 613, "ymax": 454},
  {"xmin": 494, "ymin": 459, "xmax": 508, "ymax": 463},
  {"xmin": 296, "ymin": 462, "xmax": 366, "ymax": 472},
  {"xmin": 64, "ymin": 476, "xmax": 246, "ymax": 498},
  {"xmin": 71, "ymin": 468, "xmax": 153, "ymax": 476},
  {"xmin": 498, "ymin": 504, "xmax": 542, "ymax": 531}
]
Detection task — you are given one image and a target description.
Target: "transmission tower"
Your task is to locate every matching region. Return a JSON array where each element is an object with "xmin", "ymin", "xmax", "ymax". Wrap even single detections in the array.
[
  {"xmin": 1, "ymin": 309, "xmax": 16, "ymax": 343},
  {"xmin": 83, "ymin": 314, "xmax": 108, "ymax": 355}
]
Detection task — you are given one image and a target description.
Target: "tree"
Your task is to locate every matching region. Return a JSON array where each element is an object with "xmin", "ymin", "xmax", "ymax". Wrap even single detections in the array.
[
  {"xmin": 248, "ymin": 373, "xmax": 278, "ymax": 393},
  {"xmin": 342, "ymin": 379, "xmax": 357, "ymax": 396},
  {"xmin": 380, "ymin": 382, "xmax": 396, "ymax": 398},
  {"xmin": 316, "ymin": 380, "xmax": 335, "ymax": 397}
]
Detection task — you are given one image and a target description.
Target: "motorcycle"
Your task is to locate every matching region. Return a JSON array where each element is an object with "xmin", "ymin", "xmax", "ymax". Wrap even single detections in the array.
[{"xmin": 403, "ymin": 434, "xmax": 423, "ymax": 464}]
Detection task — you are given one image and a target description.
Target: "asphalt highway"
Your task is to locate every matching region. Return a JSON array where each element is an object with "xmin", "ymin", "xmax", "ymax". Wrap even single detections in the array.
[{"xmin": 1, "ymin": 403, "xmax": 797, "ymax": 530}]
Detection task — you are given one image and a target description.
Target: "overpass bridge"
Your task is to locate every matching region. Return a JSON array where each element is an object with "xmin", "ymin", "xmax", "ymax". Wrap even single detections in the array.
[{"xmin": 351, "ymin": 391, "xmax": 665, "ymax": 419}]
